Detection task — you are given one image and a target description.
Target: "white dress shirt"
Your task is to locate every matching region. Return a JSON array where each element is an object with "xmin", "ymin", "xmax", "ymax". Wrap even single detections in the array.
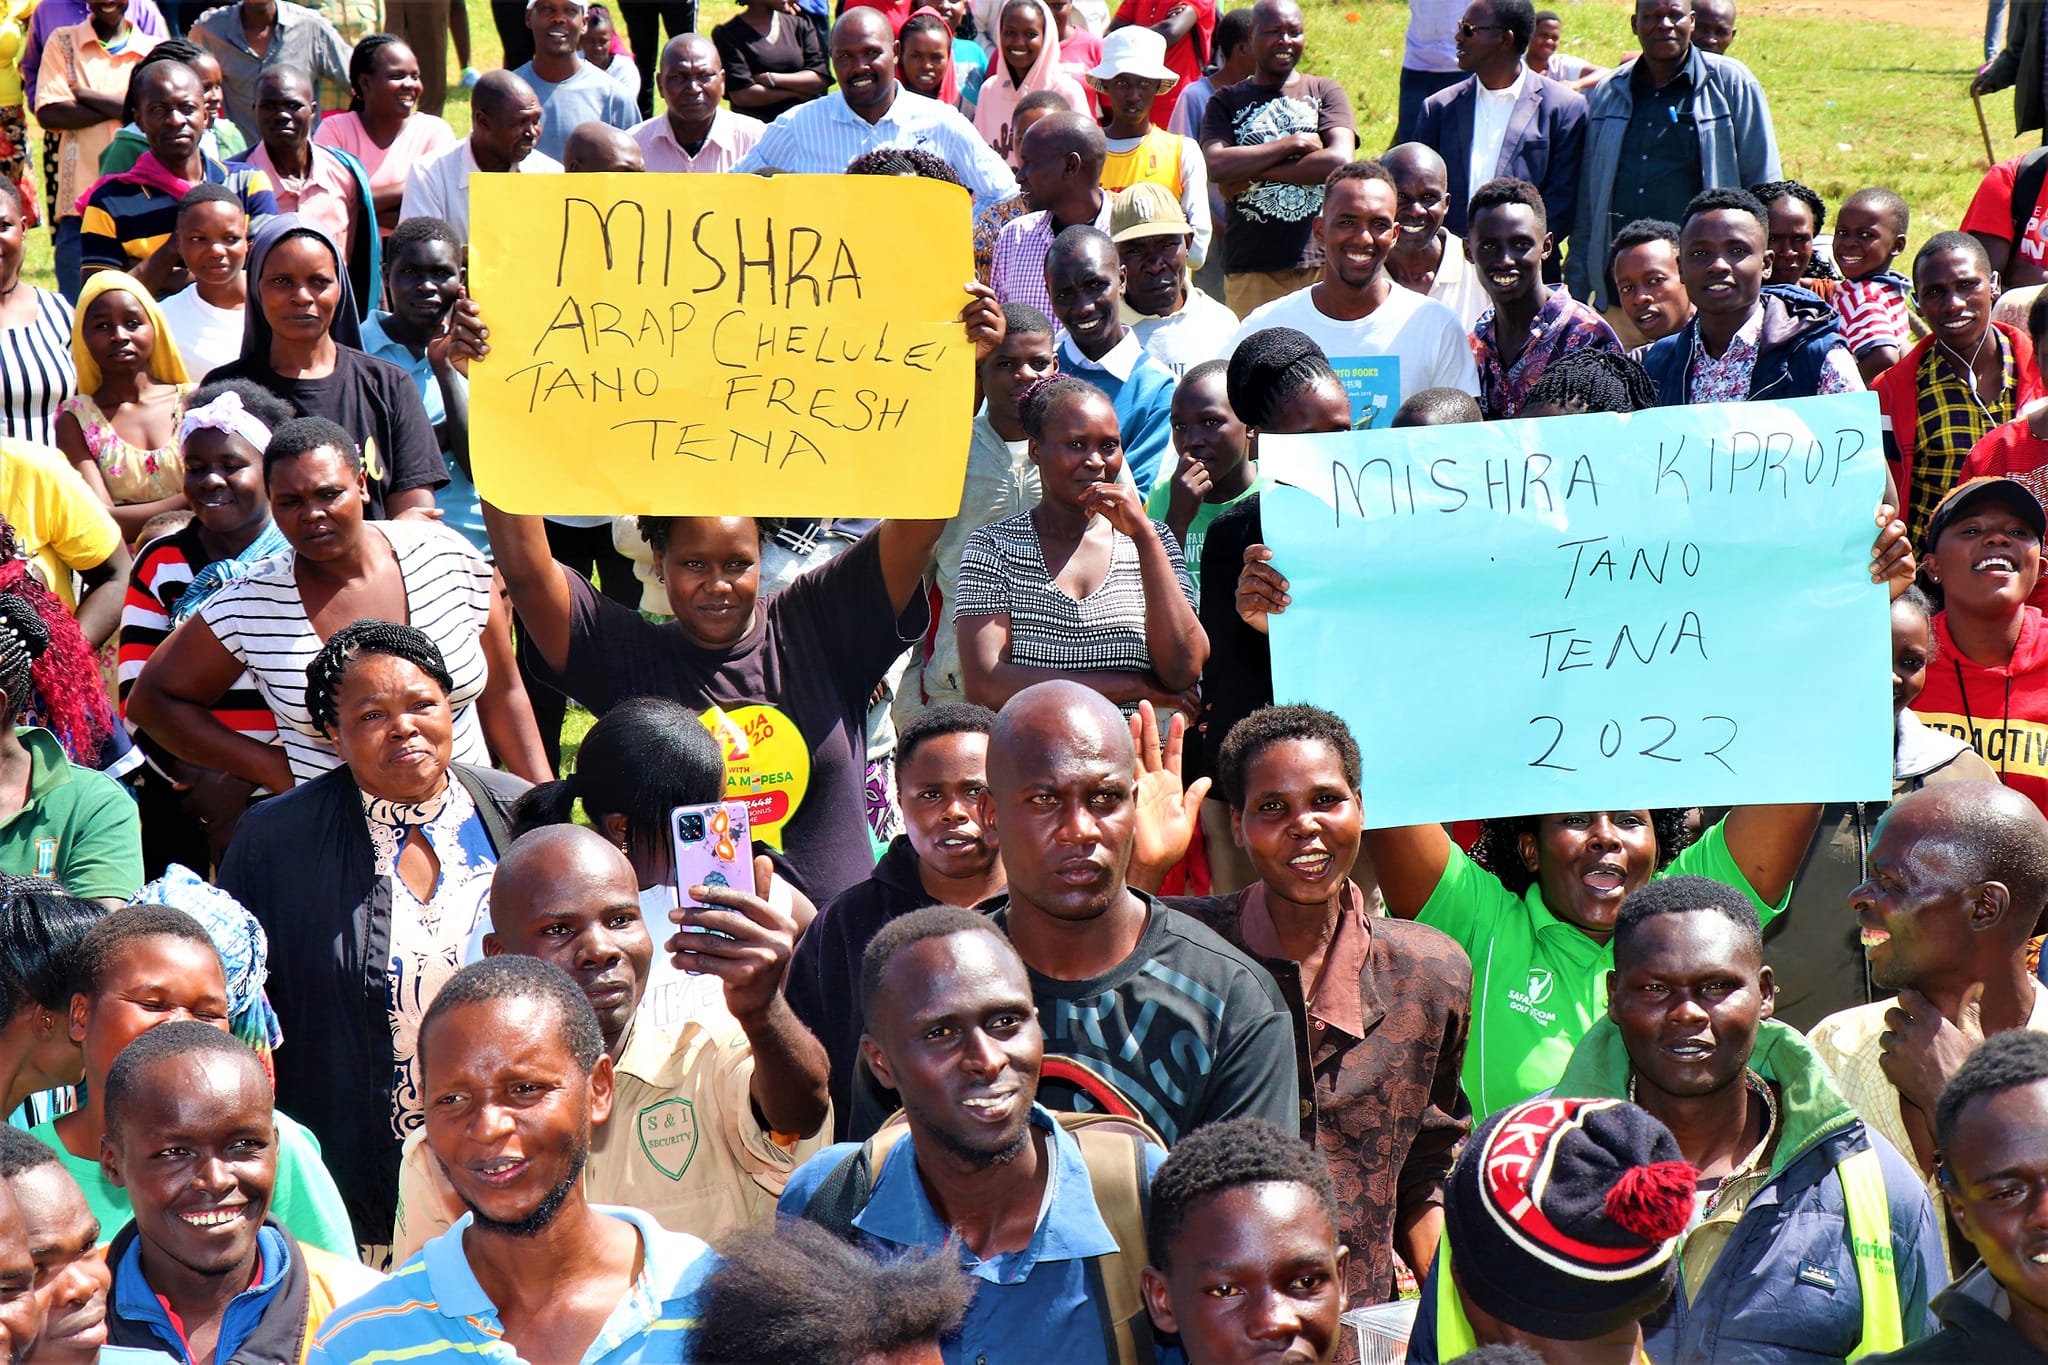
[
  {"xmin": 1468, "ymin": 67, "xmax": 1527, "ymax": 203},
  {"xmin": 400, "ymin": 137, "xmax": 562, "ymax": 244}
]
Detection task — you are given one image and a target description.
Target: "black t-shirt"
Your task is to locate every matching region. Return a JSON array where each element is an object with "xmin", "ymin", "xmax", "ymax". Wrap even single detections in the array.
[
  {"xmin": 1200, "ymin": 74, "xmax": 1355, "ymax": 274},
  {"xmin": 712, "ymin": 11, "xmax": 830, "ymax": 123},
  {"xmin": 991, "ymin": 894, "xmax": 1299, "ymax": 1146},
  {"xmin": 1196, "ymin": 493, "xmax": 1269, "ymax": 781},
  {"xmin": 532, "ymin": 528, "xmax": 928, "ymax": 905},
  {"xmin": 205, "ymin": 347, "xmax": 447, "ymax": 519}
]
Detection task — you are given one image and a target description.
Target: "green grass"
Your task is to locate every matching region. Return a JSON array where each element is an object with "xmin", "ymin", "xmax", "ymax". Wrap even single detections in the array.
[
  {"xmin": 1294, "ymin": 0, "xmax": 2022, "ymax": 235},
  {"xmin": 15, "ymin": 0, "xmax": 2014, "ymax": 294}
]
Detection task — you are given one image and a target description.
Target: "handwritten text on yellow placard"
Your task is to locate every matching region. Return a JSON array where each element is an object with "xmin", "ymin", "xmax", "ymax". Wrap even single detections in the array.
[{"xmin": 468, "ymin": 173, "xmax": 975, "ymax": 516}]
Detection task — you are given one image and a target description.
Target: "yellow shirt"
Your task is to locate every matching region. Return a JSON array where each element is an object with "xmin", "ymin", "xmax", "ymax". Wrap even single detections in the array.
[
  {"xmin": 0, "ymin": 440, "xmax": 120, "ymax": 611},
  {"xmin": 1100, "ymin": 126, "xmax": 1184, "ymax": 196},
  {"xmin": 390, "ymin": 1002, "xmax": 831, "ymax": 1262},
  {"xmin": 1808, "ymin": 979, "xmax": 2048, "ymax": 1267}
]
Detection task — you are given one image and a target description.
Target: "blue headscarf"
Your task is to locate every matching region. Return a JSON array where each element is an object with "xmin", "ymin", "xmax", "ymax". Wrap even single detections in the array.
[{"xmin": 129, "ymin": 865, "xmax": 284, "ymax": 1062}]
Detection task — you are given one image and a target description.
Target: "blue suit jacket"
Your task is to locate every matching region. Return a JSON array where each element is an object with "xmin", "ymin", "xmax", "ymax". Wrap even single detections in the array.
[{"xmin": 1413, "ymin": 71, "xmax": 1588, "ymax": 244}]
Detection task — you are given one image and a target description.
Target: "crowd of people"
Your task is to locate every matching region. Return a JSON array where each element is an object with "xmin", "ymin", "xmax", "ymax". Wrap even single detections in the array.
[{"xmin": 1, "ymin": 0, "xmax": 2048, "ymax": 1362}]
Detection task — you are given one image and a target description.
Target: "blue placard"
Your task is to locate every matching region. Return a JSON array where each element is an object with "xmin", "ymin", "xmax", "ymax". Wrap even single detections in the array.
[{"xmin": 1260, "ymin": 394, "xmax": 1894, "ymax": 827}]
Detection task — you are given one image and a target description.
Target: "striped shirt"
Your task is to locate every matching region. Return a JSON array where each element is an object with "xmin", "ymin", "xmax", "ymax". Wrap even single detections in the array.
[
  {"xmin": 196, "ymin": 519, "xmax": 494, "ymax": 785},
  {"xmin": 734, "ymin": 84, "xmax": 1020, "ymax": 218},
  {"xmin": 80, "ymin": 160, "xmax": 277, "ymax": 273},
  {"xmin": 1833, "ymin": 272, "xmax": 1915, "ymax": 359},
  {"xmin": 988, "ymin": 201, "xmax": 1114, "ymax": 323},
  {"xmin": 309, "ymin": 1205, "xmax": 716, "ymax": 1365},
  {"xmin": 0, "ymin": 290, "xmax": 77, "ymax": 448},
  {"xmin": 952, "ymin": 511, "xmax": 1194, "ymax": 710},
  {"xmin": 119, "ymin": 523, "xmax": 279, "ymax": 749}
]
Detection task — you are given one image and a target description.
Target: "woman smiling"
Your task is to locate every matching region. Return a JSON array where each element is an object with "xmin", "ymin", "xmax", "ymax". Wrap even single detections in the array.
[{"xmin": 217, "ymin": 621, "xmax": 531, "ymax": 1254}]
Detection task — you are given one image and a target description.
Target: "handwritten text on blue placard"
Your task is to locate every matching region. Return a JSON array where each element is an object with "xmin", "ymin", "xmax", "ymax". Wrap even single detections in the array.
[{"xmin": 1260, "ymin": 394, "xmax": 1893, "ymax": 827}]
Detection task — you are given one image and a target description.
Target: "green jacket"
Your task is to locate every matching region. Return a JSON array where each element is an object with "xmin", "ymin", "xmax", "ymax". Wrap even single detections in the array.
[{"xmin": 1553, "ymin": 1018, "xmax": 1944, "ymax": 1362}]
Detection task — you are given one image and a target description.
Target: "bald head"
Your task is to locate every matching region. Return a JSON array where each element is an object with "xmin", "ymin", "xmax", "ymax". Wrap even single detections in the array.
[
  {"xmin": 563, "ymin": 120, "xmax": 645, "ymax": 172},
  {"xmin": 473, "ymin": 68, "xmax": 538, "ymax": 121},
  {"xmin": 491, "ymin": 824, "xmax": 639, "ymax": 932},
  {"xmin": 1890, "ymin": 783, "xmax": 2048, "ymax": 929},
  {"xmin": 1024, "ymin": 110, "xmax": 1108, "ymax": 173},
  {"xmin": 988, "ymin": 681, "xmax": 1135, "ymax": 796},
  {"xmin": 1383, "ymin": 142, "xmax": 1446, "ymax": 184},
  {"xmin": 487, "ymin": 825, "xmax": 651, "ymax": 1048},
  {"xmin": 664, "ymin": 31, "xmax": 717, "ymax": 66}
]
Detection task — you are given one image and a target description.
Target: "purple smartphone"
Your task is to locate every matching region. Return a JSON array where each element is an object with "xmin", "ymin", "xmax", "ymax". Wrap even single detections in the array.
[{"xmin": 670, "ymin": 801, "xmax": 751, "ymax": 965}]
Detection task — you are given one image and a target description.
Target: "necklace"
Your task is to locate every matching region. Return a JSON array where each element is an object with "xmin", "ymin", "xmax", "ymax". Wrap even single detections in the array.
[
  {"xmin": 1938, "ymin": 327, "xmax": 1995, "ymax": 409},
  {"xmin": 1630, "ymin": 1067, "xmax": 1778, "ymax": 1218}
]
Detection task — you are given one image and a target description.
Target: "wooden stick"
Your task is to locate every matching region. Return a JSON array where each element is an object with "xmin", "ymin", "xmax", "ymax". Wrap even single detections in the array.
[{"xmin": 1975, "ymin": 90, "xmax": 1998, "ymax": 167}]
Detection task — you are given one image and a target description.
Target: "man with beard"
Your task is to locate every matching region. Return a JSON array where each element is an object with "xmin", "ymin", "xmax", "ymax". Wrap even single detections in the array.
[
  {"xmin": 310, "ymin": 958, "xmax": 720, "ymax": 1364},
  {"xmin": 781, "ymin": 905, "xmax": 1164, "ymax": 1365},
  {"xmin": 1812, "ymin": 782, "xmax": 2048, "ymax": 1264},
  {"xmin": 390, "ymin": 825, "xmax": 830, "ymax": 1258},
  {"xmin": 1546, "ymin": 876, "xmax": 1942, "ymax": 1362},
  {"xmin": 99, "ymin": 1024, "xmax": 382, "ymax": 1365}
]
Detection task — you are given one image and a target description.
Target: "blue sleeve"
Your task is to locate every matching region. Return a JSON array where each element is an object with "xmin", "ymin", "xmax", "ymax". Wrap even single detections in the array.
[
  {"xmin": 1405, "ymin": 1261, "xmax": 1441, "ymax": 1365},
  {"xmin": 735, "ymin": 117, "xmax": 786, "ymax": 175},
  {"xmin": 240, "ymin": 182, "xmax": 279, "ymax": 218}
]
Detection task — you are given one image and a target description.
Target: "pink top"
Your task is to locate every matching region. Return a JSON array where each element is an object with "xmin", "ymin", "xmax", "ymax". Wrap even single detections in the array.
[
  {"xmin": 242, "ymin": 142, "xmax": 360, "ymax": 264},
  {"xmin": 313, "ymin": 110, "xmax": 456, "ymax": 210}
]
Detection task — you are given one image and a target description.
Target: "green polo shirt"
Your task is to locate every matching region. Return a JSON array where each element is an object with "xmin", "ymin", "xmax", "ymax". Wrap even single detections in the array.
[
  {"xmin": 1416, "ymin": 821, "xmax": 1785, "ymax": 1119},
  {"xmin": 0, "ymin": 728, "xmax": 142, "ymax": 901}
]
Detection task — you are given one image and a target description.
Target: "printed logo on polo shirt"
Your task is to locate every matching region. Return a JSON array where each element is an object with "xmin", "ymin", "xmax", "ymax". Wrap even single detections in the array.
[
  {"xmin": 638, "ymin": 1098, "xmax": 700, "ymax": 1180},
  {"xmin": 1507, "ymin": 967, "xmax": 1558, "ymax": 1026},
  {"xmin": 699, "ymin": 703, "xmax": 812, "ymax": 850},
  {"xmin": 33, "ymin": 839, "xmax": 54, "ymax": 877}
]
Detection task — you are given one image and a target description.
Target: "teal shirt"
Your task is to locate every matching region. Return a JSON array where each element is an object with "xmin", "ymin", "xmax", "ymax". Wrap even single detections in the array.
[
  {"xmin": 29, "ymin": 1110, "xmax": 356, "ymax": 1259},
  {"xmin": 1416, "ymin": 820, "xmax": 1789, "ymax": 1118},
  {"xmin": 0, "ymin": 727, "xmax": 141, "ymax": 901}
]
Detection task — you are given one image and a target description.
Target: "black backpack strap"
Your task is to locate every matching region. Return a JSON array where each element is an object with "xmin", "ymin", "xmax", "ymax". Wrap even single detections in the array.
[
  {"xmin": 801, "ymin": 1143, "xmax": 874, "ymax": 1243},
  {"xmin": 803, "ymin": 1126, "xmax": 910, "ymax": 1243},
  {"xmin": 453, "ymin": 766, "xmax": 516, "ymax": 856},
  {"xmin": 2012, "ymin": 148, "xmax": 2048, "ymax": 248}
]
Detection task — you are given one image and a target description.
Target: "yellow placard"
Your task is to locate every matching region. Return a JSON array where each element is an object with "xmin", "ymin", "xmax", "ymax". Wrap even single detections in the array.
[{"xmin": 467, "ymin": 173, "xmax": 976, "ymax": 517}]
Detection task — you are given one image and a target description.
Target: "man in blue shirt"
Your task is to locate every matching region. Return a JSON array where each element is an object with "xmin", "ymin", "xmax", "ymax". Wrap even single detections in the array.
[
  {"xmin": 98, "ymin": 1024, "xmax": 383, "ymax": 1365},
  {"xmin": 736, "ymin": 8, "xmax": 1019, "ymax": 217},
  {"xmin": 308, "ymin": 957, "xmax": 719, "ymax": 1365},
  {"xmin": 516, "ymin": 0, "xmax": 638, "ymax": 164},
  {"xmin": 1045, "ymin": 225, "xmax": 1177, "ymax": 492},
  {"xmin": 780, "ymin": 904, "xmax": 1164, "ymax": 1365},
  {"xmin": 356, "ymin": 216, "xmax": 483, "ymax": 554}
]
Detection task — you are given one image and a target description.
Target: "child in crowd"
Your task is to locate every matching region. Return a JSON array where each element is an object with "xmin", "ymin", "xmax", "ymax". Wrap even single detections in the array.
[
  {"xmin": 56, "ymin": 271, "xmax": 190, "ymax": 543},
  {"xmin": 1141, "ymin": 1118, "xmax": 1350, "ymax": 1365},
  {"xmin": 27, "ymin": 905, "xmax": 354, "ymax": 1255},
  {"xmin": 153, "ymin": 185, "xmax": 248, "ymax": 378},
  {"xmin": 898, "ymin": 9, "xmax": 963, "ymax": 108},
  {"xmin": 1153, "ymin": 360, "xmax": 1257, "ymax": 594},
  {"xmin": 579, "ymin": 2, "xmax": 639, "ymax": 106},
  {"xmin": 1832, "ymin": 186, "xmax": 1917, "ymax": 386}
]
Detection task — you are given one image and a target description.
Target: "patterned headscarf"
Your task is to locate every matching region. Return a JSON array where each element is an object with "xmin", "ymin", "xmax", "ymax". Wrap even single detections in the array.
[{"xmin": 129, "ymin": 865, "xmax": 283, "ymax": 1077}]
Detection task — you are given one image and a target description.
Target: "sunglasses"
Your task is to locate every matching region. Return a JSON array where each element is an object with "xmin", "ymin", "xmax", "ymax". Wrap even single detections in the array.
[{"xmin": 1456, "ymin": 20, "xmax": 1507, "ymax": 37}]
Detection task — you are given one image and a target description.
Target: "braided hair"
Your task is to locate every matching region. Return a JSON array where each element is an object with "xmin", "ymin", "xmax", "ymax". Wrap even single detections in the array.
[
  {"xmin": 1471, "ymin": 810, "xmax": 1697, "ymax": 895},
  {"xmin": 348, "ymin": 33, "xmax": 406, "ymax": 114},
  {"xmin": 1226, "ymin": 327, "xmax": 1340, "ymax": 430},
  {"xmin": 1015, "ymin": 374, "xmax": 1109, "ymax": 442},
  {"xmin": 1749, "ymin": 179, "xmax": 1839, "ymax": 281},
  {"xmin": 303, "ymin": 620, "xmax": 454, "ymax": 737},
  {"xmin": 0, "ymin": 519, "xmax": 112, "ymax": 759},
  {"xmin": 845, "ymin": 146, "xmax": 966, "ymax": 187},
  {"xmin": 1521, "ymin": 349, "xmax": 1658, "ymax": 415}
]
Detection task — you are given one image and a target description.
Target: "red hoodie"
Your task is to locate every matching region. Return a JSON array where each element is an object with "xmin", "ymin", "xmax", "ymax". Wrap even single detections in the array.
[
  {"xmin": 1963, "ymin": 414, "xmax": 2048, "ymax": 612},
  {"xmin": 1913, "ymin": 606, "xmax": 2048, "ymax": 817}
]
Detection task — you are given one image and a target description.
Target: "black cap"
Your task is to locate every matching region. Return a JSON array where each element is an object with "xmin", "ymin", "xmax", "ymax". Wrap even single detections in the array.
[{"xmin": 1925, "ymin": 476, "xmax": 2048, "ymax": 551}]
